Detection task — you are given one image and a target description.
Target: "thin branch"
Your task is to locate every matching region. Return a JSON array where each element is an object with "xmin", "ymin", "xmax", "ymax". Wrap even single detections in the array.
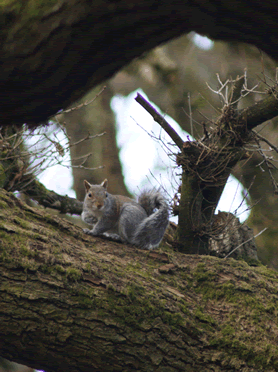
[
  {"xmin": 224, "ymin": 227, "xmax": 268, "ymax": 259},
  {"xmin": 135, "ymin": 93, "xmax": 184, "ymax": 150},
  {"xmin": 63, "ymin": 86, "xmax": 107, "ymax": 113},
  {"xmin": 252, "ymin": 130, "xmax": 278, "ymax": 153},
  {"xmin": 69, "ymin": 131, "xmax": 106, "ymax": 147},
  {"xmin": 257, "ymin": 146, "xmax": 278, "ymax": 194},
  {"xmin": 230, "ymin": 75, "xmax": 244, "ymax": 107},
  {"xmin": 188, "ymin": 92, "xmax": 193, "ymax": 137}
]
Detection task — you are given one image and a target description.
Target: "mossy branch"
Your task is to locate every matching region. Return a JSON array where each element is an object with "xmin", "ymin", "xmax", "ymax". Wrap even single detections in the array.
[
  {"xmin": 239, "ymin": 89, "xmax": 278, "ymax": 129},
  {"xmin": 1, "ymin": 188, "xmax": 278, "ymax": 372},
  {"xmin": 24, "ymin": 179, "xmax": 83, "ymax": 215}
]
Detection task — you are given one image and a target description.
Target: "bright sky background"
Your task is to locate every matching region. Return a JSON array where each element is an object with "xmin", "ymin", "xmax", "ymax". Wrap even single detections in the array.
[{"xmin": 35, "ymin": 88, "xmax": 250, "ymax": 223}]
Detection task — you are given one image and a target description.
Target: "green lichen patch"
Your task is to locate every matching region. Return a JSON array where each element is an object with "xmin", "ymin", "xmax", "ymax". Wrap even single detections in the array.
[
  {"xmin": 103, "ymin": 286, "xmax": 185, "ymax": 331},
  {"xmin": 65, "ymin": 267, "xmax": 82, "ymax": 281},
  {"xmin": 2, "ymin": 186, "xmax": 278, "ymax": 370},
  {"xmin": 0, "ymin": 0, "xmax": 59, "ymax": 24},
  {"xmin": 13, "ymin": 216, "xmax": 32, "ymax": 229}
]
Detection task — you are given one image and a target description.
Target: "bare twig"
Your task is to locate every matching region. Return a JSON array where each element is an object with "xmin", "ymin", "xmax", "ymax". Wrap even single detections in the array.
[
  {"xmin": 135, "ymin": 93, "xmax": 184, "ymax": 150},
  {"xmin": 224, "ymin": 227, "xmax": 267, "ymax": 259},
  {"xmin": 63, "ymin": 86, "xmax": 106, "ymax": 113},
  {"xmin": 258, "ymin": 148, "xmax": 278, "ymax": 193},
  {"xmin": 188, "ymin": 92, "xmax": 193, "ymax": 137},
  {"xmin": 69, "ymin": 131, "xmax": 106, "ymax": 147},
  {"xmin": 230, "ymin": 75, "xmax": 244, "ymax": 107},
  {"xmin": 252, "ymin": 130, "xmax": 278, "ymax": 153}
]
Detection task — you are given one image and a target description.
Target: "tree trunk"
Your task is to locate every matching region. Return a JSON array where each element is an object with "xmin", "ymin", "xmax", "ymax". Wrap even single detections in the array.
[
  {"xmin": 61, "ymin": 84, "xmax": 129, "ymax": 200},
  {"xmin": 1, "ymin": 189, "xmax": 278, "ymax": 372},
  {"xmin": 1, "ymin": 1, "xmax": 278, "ymax": 128},
  {"xmin": 233, "ymin": 149, "xmax": 278, "ymax": 269}
]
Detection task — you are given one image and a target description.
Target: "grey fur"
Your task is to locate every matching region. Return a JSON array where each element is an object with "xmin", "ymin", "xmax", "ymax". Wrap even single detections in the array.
[{"xmin": 82, "ymin": 181, "xmax": 169, "ymax": 250}]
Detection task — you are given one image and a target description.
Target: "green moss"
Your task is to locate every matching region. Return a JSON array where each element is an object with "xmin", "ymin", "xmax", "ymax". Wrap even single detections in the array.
[
  {"xmin": 13, "ymin": 216, "xmax": 31, "ymax": 229},
  {"xmin": 209, "ymin": 335, "xmax": 278, "ymax": 369},
  {"xmin": 256, "ymin": 265, "xmax": 278, "ymax": 279},
  {"xmin": 163, "ymin": 312, "xmax": 184, "ymax": 327},
  {"xmin": 20, "ymin": 246, "xmax": 32, "ymax": 257},
  {"xmin": 0, "ymin": 230, "xmax": 29, "ymax": 253},
  {"xmin": 103, "ymin": 284, "xmax": 187, "ymax": 332},
  {"xmin": 221, "ymin": 324, "xmax": 236, "ymax": 337},
  {"xmin": 0, "ymin": 163, "xmax": 6, "ymax": 188},
  {"xmin": 0, "ymin": 0, "xmax": 58, "ymax": 19},
  {"xmin": 195, "ymin": 309, "xmax": 216, "ymax": 325},
  {"xmin": 85, "ymin": 263, "xmax": 91, "ymax": 272},
  {"xmin": 65, "ymin": 267, "xmax": 82, "ymax": 281},
  {"xmin": 193, "ymin": 263, "xmax": 217, "ymax": 283},
  {"xmin": 266, "ymin": 303, "xmax": 276, "ymax": 314},
  {"xmin": 178, "ymin": 302, "xmax": 189, "ymax": 315},
  {"xmin": 0, "ymin": 0, "xmax": 21, "ymax": 8},
  {"xmin": 0, "ymin": 199, "xmax": 8, "ymax": 209},
  {"xmin": 55, "ymin": 265, "xmax": 65, "ymax": 274},
  {"xmin": 75, "ymin": 295, "xmax": 93, "ymax": 307}
]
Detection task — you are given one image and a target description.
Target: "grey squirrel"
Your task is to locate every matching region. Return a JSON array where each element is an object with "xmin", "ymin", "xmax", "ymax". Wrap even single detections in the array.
[{"xmin": 81, "ymin": 179, "xmax": 169, "ymax": 250}]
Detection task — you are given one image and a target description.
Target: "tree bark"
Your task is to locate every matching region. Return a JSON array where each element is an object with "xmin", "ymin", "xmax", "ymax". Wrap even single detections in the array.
[
  {"xmin": 60, "ymin": 84, "xmax": 129, "ymax": 200},
  {"xmin": 1, "ymin": 189, "xmax": 278, "ymax": 372},
  {"xmin": 1, "ymin": 0, "xmax": 278, "ymax": 127}
]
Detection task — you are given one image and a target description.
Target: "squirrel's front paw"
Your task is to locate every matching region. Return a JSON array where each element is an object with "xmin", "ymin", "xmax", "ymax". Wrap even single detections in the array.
[
  {"xmin": 103, "ymin": 232, "xmax": 122, "ymax": 241},
  {"xmin": 83, "ymin": 228, "xmax": 95, "ymax": 235}
]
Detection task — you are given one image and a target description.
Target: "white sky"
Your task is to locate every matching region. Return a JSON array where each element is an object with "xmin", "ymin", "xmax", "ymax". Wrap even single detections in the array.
[
  {"xmin": 192, "ymin": 33, "xmax": 214, "ymax": 50},
  {"xmin": 35, "ymin": 89, "xmax": 250, "ymax": 223}
]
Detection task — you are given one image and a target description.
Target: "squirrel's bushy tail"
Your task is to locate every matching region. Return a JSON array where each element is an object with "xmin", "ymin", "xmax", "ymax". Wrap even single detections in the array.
[{"xmin": 132, "ymin": 189, "xmax": 169, "ymax": 249}]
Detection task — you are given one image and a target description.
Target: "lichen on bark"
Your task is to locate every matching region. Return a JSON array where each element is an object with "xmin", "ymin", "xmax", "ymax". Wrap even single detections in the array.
[{"xmin": 1, "ymin": 188, "xmax": 278, "ymax": 371}]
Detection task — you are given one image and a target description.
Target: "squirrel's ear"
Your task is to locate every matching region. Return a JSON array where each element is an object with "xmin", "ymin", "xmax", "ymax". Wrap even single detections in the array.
[
  {"xmin": 101, "ymin": 179, "xmax": 108, "ymax": 189},
  {"xmin": 84, "ymin": 180, "xmax": 91, "ymax": 192}
]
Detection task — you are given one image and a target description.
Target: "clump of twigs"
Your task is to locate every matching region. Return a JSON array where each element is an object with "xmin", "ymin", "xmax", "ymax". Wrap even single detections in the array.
[
  {"xmin": 136, "ymin": 71, "xmax": 278, "ymax": 254},
  {"xmin": 0, "ymin": 88, "xmax": 107, "ymax": 193}
]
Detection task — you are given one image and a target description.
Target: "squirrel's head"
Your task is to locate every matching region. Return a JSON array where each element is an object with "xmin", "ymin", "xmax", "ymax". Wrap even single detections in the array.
[{"xmin": 84, "ymin": 179, "xmax": 108, "ymax": 210}]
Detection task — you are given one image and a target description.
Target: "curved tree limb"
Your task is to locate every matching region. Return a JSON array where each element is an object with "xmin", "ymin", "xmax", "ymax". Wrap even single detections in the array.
[
  {"xmin": 24, "ymin": 179, "xmax": 83, "ymax": 215},
  {"xmin": 1, "ymin": 188, "xmax": 278, "ymax": 372},
  {"xmin": 1, "ymin": 1, "xmax": 278, "ymax": 127},
  {"xmin": 238, "ymin": 90, "xmax": 278, "ymax": 130}
]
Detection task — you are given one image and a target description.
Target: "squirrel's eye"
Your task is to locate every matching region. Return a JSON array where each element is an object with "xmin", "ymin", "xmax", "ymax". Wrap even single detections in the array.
[
  {"xmin": 88, "ymin": 193, "xmax": 92, "ymax": 197},
  {"xmin": 105, "ymin": 192, "xmax": 108, "ymax": 197}
]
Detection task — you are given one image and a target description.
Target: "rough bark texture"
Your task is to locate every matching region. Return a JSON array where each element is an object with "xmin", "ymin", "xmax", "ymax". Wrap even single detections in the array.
[
  {"xmin": 2, "ymin": 0, "xmax": 278, "ymax": 127},
  {"xmin": 1, "ymin": 189, "xmax": 278, "ymax": 372}
]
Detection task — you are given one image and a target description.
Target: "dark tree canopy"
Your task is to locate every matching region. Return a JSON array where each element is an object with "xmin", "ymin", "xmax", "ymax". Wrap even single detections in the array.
[{"xmin": 1, "ymin": 0, "xmax": 278, "ymax": 127}]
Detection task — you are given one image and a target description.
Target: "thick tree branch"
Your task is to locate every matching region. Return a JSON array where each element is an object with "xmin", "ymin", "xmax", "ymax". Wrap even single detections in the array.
[
  {"xmin": 1, "ymin": 189, "xmax": 278, "ymax": 372},
  {"xmin": 239, "ymin": 90, "xmax": 278, "ymax": 129},
  {"xmin": 24, "ymin": 179, "xmax": 83, "ymax": 215},
  {"xmin": 1, "ymin": 1, "xmax": 278, "ymax": 127}
]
